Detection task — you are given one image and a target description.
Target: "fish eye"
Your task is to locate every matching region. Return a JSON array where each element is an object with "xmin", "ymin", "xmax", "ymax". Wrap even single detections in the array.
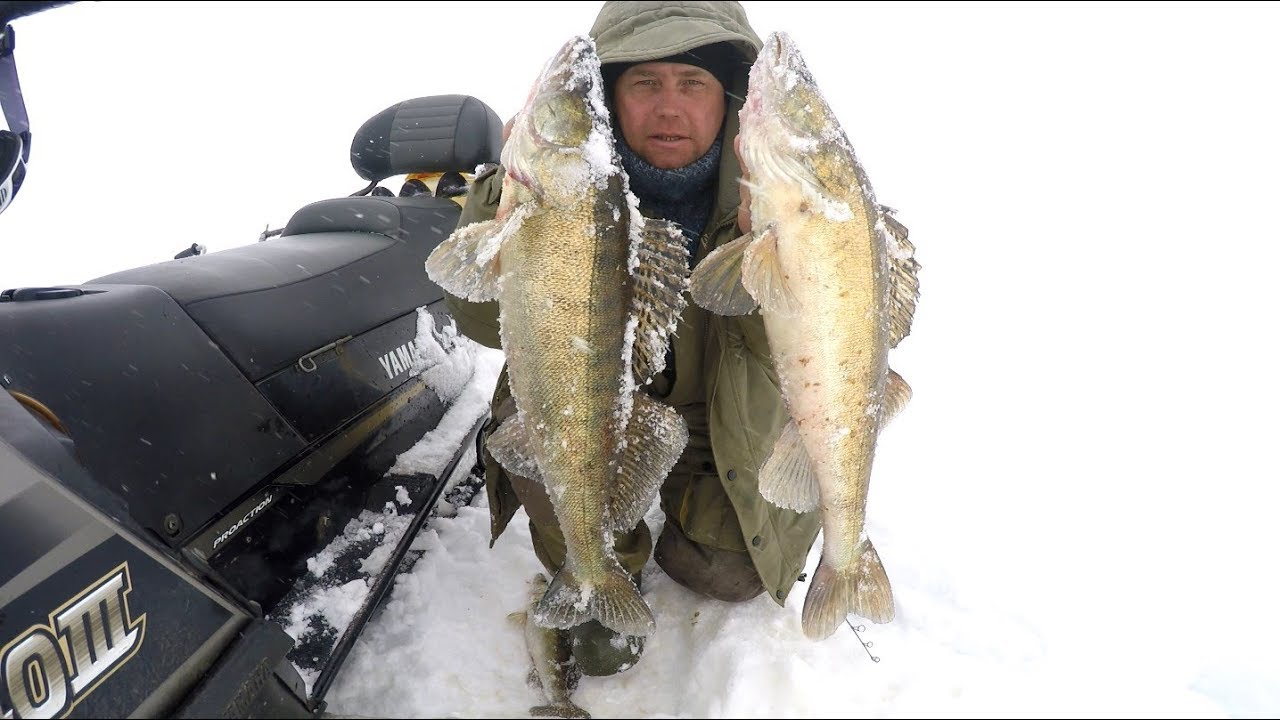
[{"xmin": 531, "ymin": 91, "xmax": 592, "ymax": 145}]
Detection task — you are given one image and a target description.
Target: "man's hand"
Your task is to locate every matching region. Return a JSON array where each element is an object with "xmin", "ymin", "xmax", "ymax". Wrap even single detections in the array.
[{"xmin": 735, "ymin": 134, "xmax": 752, "ymax": 235}]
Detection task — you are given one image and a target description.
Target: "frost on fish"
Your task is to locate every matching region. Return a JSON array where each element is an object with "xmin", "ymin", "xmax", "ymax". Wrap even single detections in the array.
[
  {"xmin": 443, "ymin": 36, "xmax": 690, "ymax": 639},
  {"xmin": 729, "ymin": 31, "xmax": 917, "ymax": 639},
  {"xmin": 501, "ymin": 35, "xmax": 619, "ymax": 201},
  {"xmin": 742, "ymin": 31, "xmax": 876, "ymax": 226}
]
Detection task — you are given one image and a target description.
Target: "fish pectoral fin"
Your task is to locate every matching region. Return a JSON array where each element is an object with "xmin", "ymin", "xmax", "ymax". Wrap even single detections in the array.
[
  {"xmin": 628, "ymin": 216, "xmax": 690, "ymax": 385},
  {"xmin": 741, "ymin": 224, "xmax": 801, "ymax": 316},
  {"xmin": 880, "ymin": 206, "xmax": 921, "ymax": 348},
  {"xmin": 507, "ymin": 610, "xmax": 528, "ymax": 626},
  {"xmin": 610, "ymin": 394, "xmax": 689, "ymax": 531},
  {"xmin": 689, "ymin": 233, "xmax": 758, "ymax": 316},
  {"xmin": 424, "ymin": 203, "xmax": 531, "ymax": 302},
  {"xmin": 758, "ymin": 420, "xmax": 821, "ymax": 513},
  {"xmin": 881, "ymin": 369, "xmax": 912, "ymax": 428},
  {"xmin": 487, "ymin": 413, "xmax": 543, "ymax": 483}
]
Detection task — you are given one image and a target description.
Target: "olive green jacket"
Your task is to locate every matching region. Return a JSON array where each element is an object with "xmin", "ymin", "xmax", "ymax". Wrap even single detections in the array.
[{"xmin": 448, "ymin": 1, "xmax": 820, "ymax": 606}]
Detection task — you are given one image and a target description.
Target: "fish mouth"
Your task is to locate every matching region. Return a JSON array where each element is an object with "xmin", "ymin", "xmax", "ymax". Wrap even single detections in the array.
[
  {"xmin": 747, "ymin": 33, "xmax": 793, "ymax": 112},
  {"xmin": 770, "ymin": 33, "xmax": 787, "ymax": 62},
  {"xmin": 543, "ymin": 36, "xmax": 590, "ymax": 80}
]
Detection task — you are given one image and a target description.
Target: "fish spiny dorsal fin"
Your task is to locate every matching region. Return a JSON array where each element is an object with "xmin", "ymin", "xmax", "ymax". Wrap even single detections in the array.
[
  {"xmin": 627, "ymin": 216, "xmax": 690, "ymax": 386},
  {"xmin": 425, "ymin": 203, "xmax": 532, "ymax": 302},
  {"xmin": 689, "ymin": 233, "xmax": 758, "ymax": 316},
  {"xmin": 609, "ymin": 394, "xmax": 688, "ymax": 531},
  {"xmin": 879, "ymin": 205, "xmax": 920, "ymax": 348}
]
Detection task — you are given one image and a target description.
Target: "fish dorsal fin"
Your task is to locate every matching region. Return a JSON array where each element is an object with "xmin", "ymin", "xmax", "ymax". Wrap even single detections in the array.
[
  {"xmin": 609, "ymin": 394, "xmax": 688, "ymax": 531},
  {"xmin": 425, "ymin": 204, "xmax": 532, "ymax": 303},
  {"xmin": 688, "ymin": 233, "xmax": 758, "ymax": 316},
  {"xmin": 741, "ymin": 224, "xmax": 800, "ymax": 316},
  {"xmin": 758, "ymin": 419, "xmax": 821, "ymax": 513},
  {"xmin": 486, "ymin": 412, "xmax": 542, "ymax": 482},
  {"xmin": 881, "ymin": 368, "xmax": 912, "ymax": 428},
  {"xmin": 628, "ymin": 216, "xmax": 690, "ymax": 386},
  {"xmin": 879, "ymin": 206, "xmax": 920, "ymax": 348}
]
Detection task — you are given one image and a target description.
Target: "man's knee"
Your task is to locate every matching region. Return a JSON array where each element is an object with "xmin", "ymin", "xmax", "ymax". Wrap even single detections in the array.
[{"xmin": 654, "ymin": 521, "xmax": 764, "ymax": 603}]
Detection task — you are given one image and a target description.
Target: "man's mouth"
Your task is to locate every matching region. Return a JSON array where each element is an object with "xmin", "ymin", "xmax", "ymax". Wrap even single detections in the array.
[{"xmin": 651, "ymin": 135, "xmax": 688, "ymax": 143}]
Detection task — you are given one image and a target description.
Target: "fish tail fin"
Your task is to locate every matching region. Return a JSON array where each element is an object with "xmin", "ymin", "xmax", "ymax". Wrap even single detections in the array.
[
  {"xmin": 801, "ymin": 538, "xmax": 895, "ymax": 641},
  {"xmin": 535, "ymin": 566, "xmax": 655, "ymax": 637},
  {"xmin": 530, "ymin": 703, "xmax": 593, "ymax": 719}
]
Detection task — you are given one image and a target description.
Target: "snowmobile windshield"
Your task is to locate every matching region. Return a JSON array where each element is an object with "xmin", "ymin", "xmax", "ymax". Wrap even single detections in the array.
[
  {"xmin": 1, "ymin": 3, "xmax": 76, "ymax": 216},
  {"xmin": 0, "ymin": 21, "xmax": 28, "ymax": 217},
  {"xmin": 0, "ymin": 129, "xmax": 22, "ymax": 215}
]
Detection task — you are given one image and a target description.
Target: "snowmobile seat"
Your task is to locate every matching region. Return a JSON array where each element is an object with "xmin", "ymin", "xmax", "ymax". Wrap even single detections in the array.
[
  {"xmin": 87, "ymin": 94, "xmax": 504, "ymax": 382},
  {"xmin": 88, "ymin": 195, "xmax": 464, "ymax": 382}
]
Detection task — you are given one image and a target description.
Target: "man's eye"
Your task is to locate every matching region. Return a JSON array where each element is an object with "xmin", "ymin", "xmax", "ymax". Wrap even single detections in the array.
[{"xmin": 683, "ymin": 79, "xmax": 706, "ymax": 87}]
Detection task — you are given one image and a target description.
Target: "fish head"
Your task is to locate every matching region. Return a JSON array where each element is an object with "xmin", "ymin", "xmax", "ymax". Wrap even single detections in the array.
[
  {"xmin": 740, "ymin": 32, "xmax": 861, "ymax": 221},
  {"xmin": 525, "ymin": 572, "xmax": 551, "ymax": 603},
  {"xmin": 746, "ymin": 33, "xmax": 829, "ymax": 142},
  {"xmin": 502, "ymin": 36, "xmax": 615, "ymax": 204}
]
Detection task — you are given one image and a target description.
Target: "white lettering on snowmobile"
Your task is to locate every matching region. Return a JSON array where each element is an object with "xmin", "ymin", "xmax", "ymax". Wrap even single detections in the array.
[
  {"xmin": 378, "ymin": 339, "xmax": 420, "ymax": 381},
  {"xmin": 212, "ymin": 492, "xmax": 275, "ymax": 551},
  {"xmin": 0, "ymin": 563, "xmax": 145, "ymax": 719}
]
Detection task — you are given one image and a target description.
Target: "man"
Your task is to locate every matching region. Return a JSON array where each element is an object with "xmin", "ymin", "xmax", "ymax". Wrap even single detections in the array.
[{"xmin": 445, "ymin": 0, "xmax": 821, "ymax": 676}]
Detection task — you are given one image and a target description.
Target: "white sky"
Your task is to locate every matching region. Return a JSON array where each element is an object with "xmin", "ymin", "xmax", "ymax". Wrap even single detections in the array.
[{"xmin": 4, "ymin": 1, "xmax": 1279, "ymax": 717}]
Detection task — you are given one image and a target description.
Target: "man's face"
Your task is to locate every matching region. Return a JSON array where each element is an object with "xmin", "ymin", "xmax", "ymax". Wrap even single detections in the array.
[{"xmin": 613, "ymin": 62, "xmax": 727, "ymax": 170}]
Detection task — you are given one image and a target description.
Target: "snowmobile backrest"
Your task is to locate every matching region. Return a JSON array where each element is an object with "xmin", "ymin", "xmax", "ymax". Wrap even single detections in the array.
[{"xmin": 350, "ymin": 95, "xmax": 503, "ymax": 183}]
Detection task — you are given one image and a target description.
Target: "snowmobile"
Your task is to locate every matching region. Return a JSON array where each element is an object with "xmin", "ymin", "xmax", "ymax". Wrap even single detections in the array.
[{"xmin": 0, "ymin": 2, "xmax": 504, "ymax": 716}]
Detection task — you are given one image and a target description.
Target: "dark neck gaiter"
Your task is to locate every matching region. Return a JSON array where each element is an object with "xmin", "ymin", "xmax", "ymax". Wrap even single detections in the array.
[{"xmin": 618, "ymin": 136, "xmax": 722, "ymax": 261}]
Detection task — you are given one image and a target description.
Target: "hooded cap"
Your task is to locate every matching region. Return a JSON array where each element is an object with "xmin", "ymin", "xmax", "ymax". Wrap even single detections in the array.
[
  {"xmin": 601, "ymin": 41, "xmax": 742, "ymax": 97},
  {"xmin": 590, "ymin": 1, "xmax": 762, "ymax": 67}
]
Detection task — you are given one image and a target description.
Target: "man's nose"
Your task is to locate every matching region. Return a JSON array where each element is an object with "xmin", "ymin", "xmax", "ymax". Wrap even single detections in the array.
[{"xmin": 654, "ymin": 88, "xmax": 684, "ymax": 118}]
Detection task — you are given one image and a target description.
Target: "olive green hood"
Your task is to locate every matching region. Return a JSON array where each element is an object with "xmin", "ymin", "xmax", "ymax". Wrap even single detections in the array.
[{"xmin": 590, "ymin": 1, "xmax": 763, "ymax": 67}]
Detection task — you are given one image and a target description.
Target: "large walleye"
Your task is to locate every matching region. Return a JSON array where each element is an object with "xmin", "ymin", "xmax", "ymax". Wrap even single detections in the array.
[
  {"xmin": 426, "ymin": 36, "xmax": 689, "ymax": 637},
  {"xmin": 689, "ymin": 32, "xmax": 920, "ymax": 641}
]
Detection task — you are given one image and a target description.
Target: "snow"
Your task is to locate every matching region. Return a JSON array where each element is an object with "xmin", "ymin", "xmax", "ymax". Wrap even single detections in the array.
[
  {"xmin": 393, "ymin": 311, "xmax": 505, "ymax": 493},
  {"xmin": 4, "ymin": 2, "xmax": 1280, "ymax": 718}
]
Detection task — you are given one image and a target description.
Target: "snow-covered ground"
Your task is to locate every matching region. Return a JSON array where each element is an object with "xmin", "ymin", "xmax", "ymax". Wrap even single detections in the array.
[
  {"xmin": 5, "ymin": 2, "xmax": 1279, "ymax": 718},
  {"xmin": 304, "ymin": 334, "xmax": 1274, "ymax": 718}
]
